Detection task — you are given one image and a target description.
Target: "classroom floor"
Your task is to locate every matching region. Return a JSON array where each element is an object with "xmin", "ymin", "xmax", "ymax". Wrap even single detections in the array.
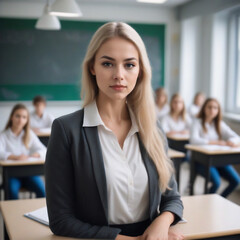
[{"xmin": 0, "ymin": 164, "xmax": 240, "ymax": 240}]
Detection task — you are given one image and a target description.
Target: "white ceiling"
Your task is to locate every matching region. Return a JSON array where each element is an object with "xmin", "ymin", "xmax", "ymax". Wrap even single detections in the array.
[{"xmin": 3, "ymin": 0, "xmax": 192, "ymax": 8}]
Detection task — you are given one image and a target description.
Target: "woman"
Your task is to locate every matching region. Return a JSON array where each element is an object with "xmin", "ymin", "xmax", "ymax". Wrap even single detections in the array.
[
  {"xmin": 0, "ymin": 104, "xmax": 46, "ymax": 199},
  {"xmin": 45, "ymin": 22, "xmax": 183, "ymax": 240},
  {"xmin": 190, "ymin": 98, "xmax": 240, "ymax": 197},
  {"xmin": 161, "ymin": 93, "xmax": 192, "ymax": 137},
  {"xmin": 188, "ymin": 92, "xmax": 205, "ymax": 119},
  {"xmin": 155, "ymin": 87, "xmax": 170, "ymax": 120}
]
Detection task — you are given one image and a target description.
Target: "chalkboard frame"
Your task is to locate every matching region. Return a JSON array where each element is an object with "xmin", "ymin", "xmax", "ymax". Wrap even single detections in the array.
[{"xmin": 0, "ymin": 18, "xmax": 165, "ymax": 101}]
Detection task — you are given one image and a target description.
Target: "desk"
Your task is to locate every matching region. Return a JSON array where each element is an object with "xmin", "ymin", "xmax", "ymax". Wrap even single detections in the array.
[
  {"xmin": 1, "ymin": 194, "xmax": 240, "ymax": 240},
  {"xmin": 171, "ymin": 194, "xmax": 240, "ymax": 239},
  {"xmin": 37, "ymin": 132, "xmax": 50, "ymax": 147},
  {"xmin": 0, "ymin": 159, "xmax": 45, "ymax": 200},
  {"xmin": 167, "ymin": 134, "xmax": 189, "ymax": 153},
  {"xmin": 185, "ymin": 144, "xmax": 240, "ymax": 195},
  {"xmin": 168, "ymin": 148, "xmax": 185, "ymax": 188}
]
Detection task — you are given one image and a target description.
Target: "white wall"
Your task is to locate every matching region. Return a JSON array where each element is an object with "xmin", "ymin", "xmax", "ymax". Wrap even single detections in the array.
[{"xmin": 0, "ymin": 0, "xmax": 180, "ymax": 131}]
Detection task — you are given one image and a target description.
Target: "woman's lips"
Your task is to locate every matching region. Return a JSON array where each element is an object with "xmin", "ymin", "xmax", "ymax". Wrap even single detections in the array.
[{"xmin": 110, "ymin": 85, "xmax": 127, "ymax": 91}]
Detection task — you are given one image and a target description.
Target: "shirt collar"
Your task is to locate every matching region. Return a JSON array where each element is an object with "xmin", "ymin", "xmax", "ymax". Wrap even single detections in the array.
[
  {"xmin": 83, "ymin": 100, "xmax": 139, "ymax": 134},
  {"xmin": 8, "ymin": 128, "xmax": 25, "ymax": 139}
]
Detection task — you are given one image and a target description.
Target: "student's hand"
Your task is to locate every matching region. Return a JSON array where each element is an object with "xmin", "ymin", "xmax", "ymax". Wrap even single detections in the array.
[
  {"xmin": 7, "ymin": 154, "xmax": 29, "ymax": 161},
  {"xmin": 32, "ymin": 128, "xmax": 40, "ymax": 134},
  {"xmin": 209, "ymin": 140, "xmax": 227, "ymax": 146},
  {"xmin": 116, "ymin": 235, "xmax": 140, "ymax": 240},
  {"xmin": 226, "ymin": 141, "xmax": 238, "ymax": 147},
  {"xmin": 30, "ymin": 152, "xmax": 40, "ymax": 158}
]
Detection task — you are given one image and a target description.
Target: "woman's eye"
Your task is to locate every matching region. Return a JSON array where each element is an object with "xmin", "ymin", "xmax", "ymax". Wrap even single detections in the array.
[
  {"xmin": 125, "ymin": 63, "xmax": 135, "ymax": 69},
  {"xmin": 102, "ymin": 62, "xmax": 113, "ymax": 67}
]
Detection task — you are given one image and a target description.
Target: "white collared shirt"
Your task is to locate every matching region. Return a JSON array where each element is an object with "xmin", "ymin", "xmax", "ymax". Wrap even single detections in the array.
[
  {"xmin": 161, "ymin": 113, "xmax": 192, "ymax": 133},
  {"xmin": 30, "ymin": 111, "xmax": 54, "ymax": 130},
  {"xmin": 83, "ymin": 101, "xmax": 149, "ymax": 225},
  {"xmin": 190, "ymin": 119, "xmax": 240, "ymax": 145},
  {"xmin": 155, "ymin": 104, "xmax": 170, "ymax": 120},
  {"xmin": 0, "ymin": 128, "xmax": 46, "ymax": 160}
]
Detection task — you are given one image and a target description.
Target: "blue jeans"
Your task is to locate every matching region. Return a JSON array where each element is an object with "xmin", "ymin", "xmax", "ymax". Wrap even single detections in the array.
[
  {"xmin": 9, "ymin": 176, "xmax": 45, "ymax": 200},
  {"xmin": 196, "ymin": 164, "xmax": 240, "ymax": 198}
]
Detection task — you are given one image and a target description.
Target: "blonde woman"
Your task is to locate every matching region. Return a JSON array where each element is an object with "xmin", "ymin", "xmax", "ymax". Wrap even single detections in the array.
[
  {"xmin": 161, "ymin": 93, "xmax": 192, "ymax": 137},
  {"xmin": 0, "ymin": 104, "xmax": 46, "ymax": 199},
  {"xmin": 155, "ymin": 87, "xmax": 170, "ymax": 120},
  {"xmin": 45, "ymin": 22, "xmax": 183, "ymax": 240}
]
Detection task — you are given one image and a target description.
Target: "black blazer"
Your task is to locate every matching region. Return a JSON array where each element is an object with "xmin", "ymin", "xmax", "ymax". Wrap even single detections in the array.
[{"xmin": 45, "ymin": 109, "xmax": 183, "ymax": 239}]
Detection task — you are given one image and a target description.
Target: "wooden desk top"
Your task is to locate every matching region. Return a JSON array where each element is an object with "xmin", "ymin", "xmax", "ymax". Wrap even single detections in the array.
[
  {"xmin": 185, "ymin": 144, "xmax": 240, "ymax": 155},
  {"xmin": 168, "ymin": 148, "xmax": 185, "ymax": 158},
  {"xmin": 171, "ymin": 194, "xmax": 240, "ymax": 239},
  {"xmin": 1, "ymin": 194, "xmax": 240, "ymax": 240},
  {"xmin": 37, "ymin": 132, "xmax": 51, "ymax": 137},
  {"xmin": 0, "ymin": 159, "xmax": 45, "ymax": 167},
  {"xmin": 167, "ymin": 134, "xmax": 189, "ymax": 141}
]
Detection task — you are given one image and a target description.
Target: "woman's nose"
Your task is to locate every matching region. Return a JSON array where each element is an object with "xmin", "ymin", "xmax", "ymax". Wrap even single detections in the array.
[{"xmin": 113, "ymin": 65, "xmax": 124, "ymax": 80}]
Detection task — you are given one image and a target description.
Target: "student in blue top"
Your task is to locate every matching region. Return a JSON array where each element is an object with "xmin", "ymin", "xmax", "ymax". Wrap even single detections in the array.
[
  {"xmin": 0, "ymin": 104, "xmax": 46, "ymax": 199},
  {"xmin": 190, "ymin": 98, "xmax": 240, "ymax": 197}
]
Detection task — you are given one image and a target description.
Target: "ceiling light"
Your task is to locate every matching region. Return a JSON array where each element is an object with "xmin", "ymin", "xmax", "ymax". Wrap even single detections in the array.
[
  {"xmin": 50, "ymin": 0, "xmax": 83, "ymax": 17},
  {"xmin": 35, "ymin": 2, "xmax": 61, "ymax": 30},
  {"xmin": 137, "ymin": 0, "xmax": 167, "ymax": 4}
]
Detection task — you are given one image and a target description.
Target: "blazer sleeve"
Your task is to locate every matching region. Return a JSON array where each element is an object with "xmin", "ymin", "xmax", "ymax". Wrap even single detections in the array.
[
  {"xmin": 45, "ymin": 118, "xmax": 121, "ymax": 239},
  {"xmin": 159, "ymin": 175, "xmax": 183, "ymax": 225}
]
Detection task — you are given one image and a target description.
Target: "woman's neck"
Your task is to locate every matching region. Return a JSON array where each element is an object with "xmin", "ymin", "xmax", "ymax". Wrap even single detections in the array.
[
  {"xmin": 96, "ymin": 96, "xmax": 129, "ymax": 123},
  {"xmin": 171, "ymin": 112, "xmax": 180, "ymax": 120},
  {"xmin": 11, "ymin": 126, "xmax": 23, "ymax": 136}
]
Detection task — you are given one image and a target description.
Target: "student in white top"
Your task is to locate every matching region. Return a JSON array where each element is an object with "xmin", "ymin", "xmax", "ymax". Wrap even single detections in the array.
[
  {"xmin": 190, "ymin": 98, "xmax": 240, "ymax": 197},
  {"xmin": 161, "ymin": 93, "xmax": 192, "ymax": 137},
  {"xmin": 30, "ymin": 95, "xmax": 54, "ymax": 134},
  {"xmin": 155, "ymin": 87, "xmax": 170, "ymax": 120},
  {"xmin": 0, "ymin": 104, "xmax": 46, "ymax": 199},
  {"xmin": 45, "ymin": 22, "xmax": 183, "ymax": 240},
  {"xmin": 188, "ymin": 92, "xmax": 205, "ymax": 119}
]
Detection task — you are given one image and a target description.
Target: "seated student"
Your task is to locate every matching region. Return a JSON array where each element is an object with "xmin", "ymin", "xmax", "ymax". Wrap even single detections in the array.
[
  {"xmin": 188, "ymin": 92, "xmax": 205, "ymax": 119},
  {"xmin": 161, "ymin": 93, "xmax": 192, "ymax": 137},
  {"xmin": 45, "ymin": 22, "xmax": 183, "ymax": 240},
  {"xmin": 155, "ymin": 87, "xmax": 170, "ymax": 120},
  {"xmin": 190, "ymin": 98, "xmax": 240, "ymax": 197},
  {"xmin": 0, "ymin": 104, "xmax": 46, "ymax": 199},
  {"xmin": 30, "ymin": 95, "xmax": 54, "ymax": 134}
]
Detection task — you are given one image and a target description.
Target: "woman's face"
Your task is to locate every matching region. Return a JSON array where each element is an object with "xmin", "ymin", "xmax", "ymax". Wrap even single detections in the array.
[
  {"xmin": 11, "ymin": 109, "xmax": 28, "ymax": 130},
  {"xmin": 91, "ymin": 37, "xmax": 140, "ymax": 102},
  {"xmin": 172, "ymin": 96, "xmax": 184, "ymax": 114},
  {"xmin": 205, "ymin": 100, "xmax": 219, "ymax": 120}
]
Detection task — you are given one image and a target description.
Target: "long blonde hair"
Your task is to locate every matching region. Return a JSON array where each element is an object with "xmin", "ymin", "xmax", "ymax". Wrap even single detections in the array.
[
  {"xmin": 5, "ymin": 103, "xmax": 30, "ymax": 148},
  {"xmin": 170, "ymin": 93, "xmax": 186, "ymax": 121},
  {"xmin": 81, "ymin": 22, "xmax": 173, "ymax": 191}
]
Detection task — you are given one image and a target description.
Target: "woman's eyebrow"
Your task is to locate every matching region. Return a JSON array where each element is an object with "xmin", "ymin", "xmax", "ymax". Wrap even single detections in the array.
[{"xmin": 100, "ymin": 56, "xmax": 138, "ymax": 61}]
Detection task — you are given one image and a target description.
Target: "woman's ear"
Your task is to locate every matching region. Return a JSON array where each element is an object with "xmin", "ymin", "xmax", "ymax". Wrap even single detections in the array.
[{"xmin": 90, "ymin": 63, "xmax": 96, "ymax": 76}]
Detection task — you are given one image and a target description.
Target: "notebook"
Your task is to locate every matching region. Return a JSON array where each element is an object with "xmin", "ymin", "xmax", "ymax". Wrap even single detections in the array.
[{"xmin": 24, "ymin": 206, "xmax": 49, "ymax": 226}]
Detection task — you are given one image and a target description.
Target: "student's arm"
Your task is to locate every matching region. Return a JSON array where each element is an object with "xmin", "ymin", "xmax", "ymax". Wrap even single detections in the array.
[
  {"xmin": 161, "ymin": 116, "xmax": 171, "ymax": 134},
  {"xmin": 45, "ymin": 119, "xmax": 121, "ymax": 239},
  {"xmin": 0, "ymin": 135, "xmax": 12, "ymax": 160},
  {"xmin": 190, "ymin": 120, "xmax": 209, "ymax": 145},
  {"xmin": 29, "ymin": 131, "xmax": 46, "ymax": 159},
  {"xmin": 221, "ymin": 121, "xmax": 240, "ymax": 146}
]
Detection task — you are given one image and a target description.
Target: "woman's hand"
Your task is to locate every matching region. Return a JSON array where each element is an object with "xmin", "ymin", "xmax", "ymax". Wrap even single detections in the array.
[
  {"xmin": 137, "ymin": 212, "xmax": 184, "ymax": 240},
  {"xmin": 209, "ymin": 140, "xmax": 227, "ymax": 146},
  {"xmin": 7, "ymin": 154, "xmax": 28, "ymax": 160},
  {"xmin": 30, "ymin": 152, "xmax": 40, "ymax": 158}
]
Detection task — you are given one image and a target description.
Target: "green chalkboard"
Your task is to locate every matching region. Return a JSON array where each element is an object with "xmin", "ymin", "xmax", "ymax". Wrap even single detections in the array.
[{"xmin": 0, "ymin": 18, "xmax": 165, "ymax": 101}]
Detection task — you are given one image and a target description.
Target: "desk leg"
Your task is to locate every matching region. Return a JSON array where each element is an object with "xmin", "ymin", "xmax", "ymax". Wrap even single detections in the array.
[
  {"xmin": 172, "ymin": 158, "xmax": 181, "ymax": 190},
  {"xmin": 204, "ymin": 159, "xmax": 211, "ymax": 194},
  {"xmin": 190, "ymin": 154, "xmax": 195, "ymax": 195},
  {"xmin": 3, "ymin": 168, "xmax": 9, "ymax": 200},
  {"xmin": 4, "ymin": 224, "xmax": 9, "ymax": 240}
]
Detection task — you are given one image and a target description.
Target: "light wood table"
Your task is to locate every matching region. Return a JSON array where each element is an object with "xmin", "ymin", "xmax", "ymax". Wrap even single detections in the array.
[
  {"xmin": 185, "ymin": 144, "xmax": 240, "ymax": 195},
  {"xmin": 167, "ymin": 134, "xmax": 189, "ymax": 153},
  {"xmin": 1, "ymin": 194, "xmax": 240, "ymax": 240},
  {"xmin": 171, "ymin": 194, "xmax": 240, "ymax": 239},
  {"xmin": 168, "ymin": 148, "xmax": 185, "ymax": 188},
  {"xmin": 0, "ymin": 159, "xmax": 45, "ymax": 200}
]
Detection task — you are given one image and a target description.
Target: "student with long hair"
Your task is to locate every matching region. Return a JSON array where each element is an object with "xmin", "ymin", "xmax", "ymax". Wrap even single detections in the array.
[
  {"xmin": 155, "ymin": 87, "xmax": 169, "ymax": 120},
  {"xmin": 0, "ymin": 104, "xmax": 46, "ymax": 199},
  {"xmin": 161, "ymin": 93, "xmax": 192, "ymax": 137},
  {"xmin": 45, "ymin": 22, "xmax": 183, "ymax": 240},
  {"xmin": 190, "ymin": 98, "xmax": 240, "ymax": 197},
  {"xmin": 188, "ymin": 92, "xmax": 205, "ymax": 119}
]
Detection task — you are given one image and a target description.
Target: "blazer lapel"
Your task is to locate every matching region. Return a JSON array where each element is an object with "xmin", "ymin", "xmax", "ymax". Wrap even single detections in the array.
[
  {"xmin": 83, "ymin": 126, "xmax": 109, "ymax": 224},
  {"xmin": 138, "ymin": 134, "xmax": 160, "ymax": 221}
]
